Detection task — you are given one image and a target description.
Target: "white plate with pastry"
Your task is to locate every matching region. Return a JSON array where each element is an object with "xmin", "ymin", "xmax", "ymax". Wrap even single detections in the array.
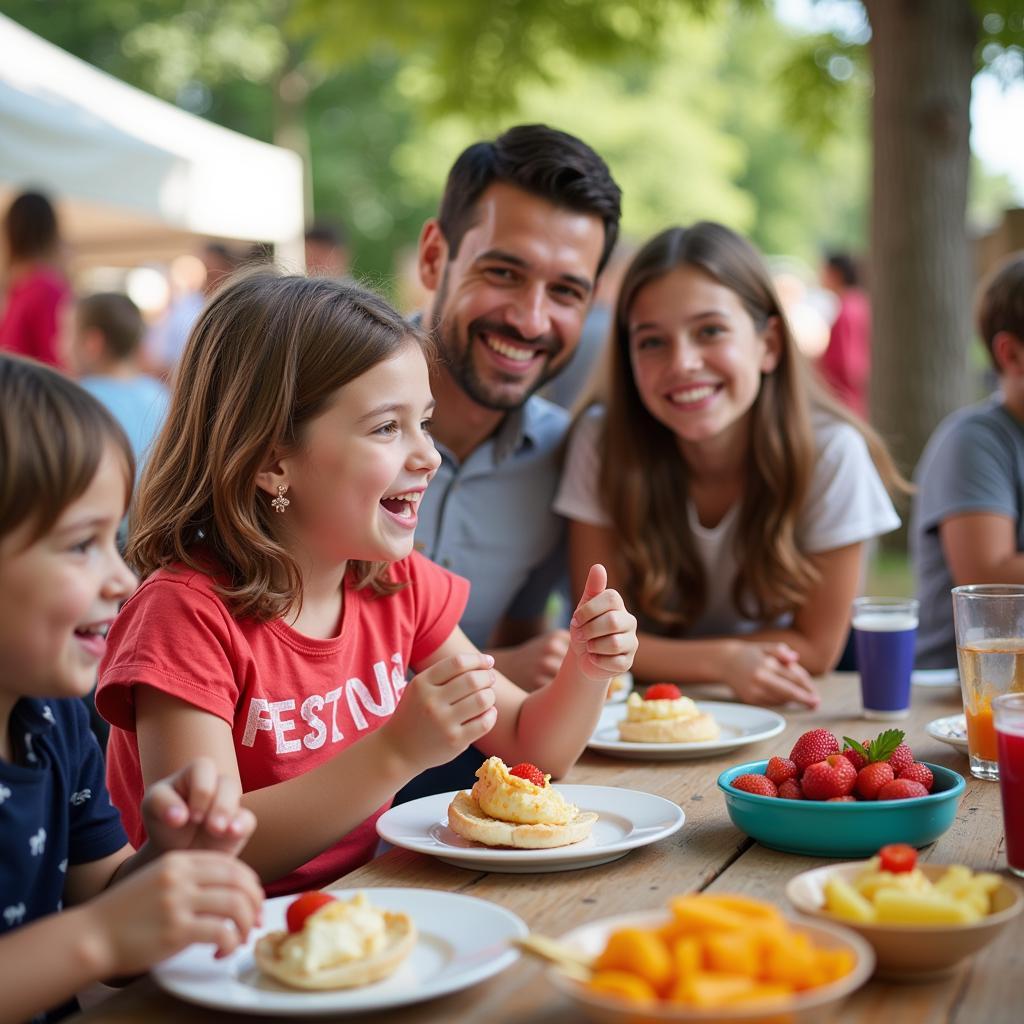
[
  {"xmin": 377, "ymin": 781, "xmax": 685, "ymax": 873},
  {"xmin": 152, "ymin": 887, "xmax": 526, "ymax": 1015},
  {"xmin": 588, "ymin": 698, "xmax": 786, "ymax": 760}
]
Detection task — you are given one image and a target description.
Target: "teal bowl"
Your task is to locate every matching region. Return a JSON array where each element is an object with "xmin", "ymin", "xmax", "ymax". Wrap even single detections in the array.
[{"xmin": 717, "ymin": 759, "xmax": 965, "ymax": 858}]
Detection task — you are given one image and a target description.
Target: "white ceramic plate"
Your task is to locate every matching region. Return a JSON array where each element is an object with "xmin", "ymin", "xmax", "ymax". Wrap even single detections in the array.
[
  {"xmin": 152, "ymin": 887, "xmax": 525, "ymax": 1016},
  {"xmin": 587, "ymin": 701, "xmax": 786, "ymax": 761},
  {"xmin": 912, "ymin": 668, "xmax": 960, "ymax": 689},
  {"xmin": 376, "ymin": 786, "xmax": 685, "ymax": 873},
  {"xmin": 927, "ymin": 713, "xmax": 969, "ymax": 753}
]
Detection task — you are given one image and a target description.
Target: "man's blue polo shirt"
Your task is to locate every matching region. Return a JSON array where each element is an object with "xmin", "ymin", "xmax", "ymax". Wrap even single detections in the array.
[{"xmin": 416, "ymin": 395, "xmax": 571, "ymax": 647}]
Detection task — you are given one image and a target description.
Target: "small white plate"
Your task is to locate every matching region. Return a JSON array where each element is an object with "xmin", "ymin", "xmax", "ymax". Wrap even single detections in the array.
[
  {"xmin": 376, "ymin": 786, "xmax": 685, "ymax": 873},
  {"xmin": 587, "ymin": 701, "xmax": 786, "ymax": 760},
  {"xmin": 927, "ymin": 714, "xmax": 969, "ymax": 753},
  {"xmin": 912, "ymin": 668, "xmax": 960, "ymax": 689},
  {"xmin": 152, "ymin": 888, "xmax": 525, "ymax": 1016}
]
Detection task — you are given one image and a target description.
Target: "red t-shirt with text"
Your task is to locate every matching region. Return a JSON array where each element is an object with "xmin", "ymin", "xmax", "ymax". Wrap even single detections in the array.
[{"xmin": 97, "ymin": 552, "xmax": 468, "ymax": 895}]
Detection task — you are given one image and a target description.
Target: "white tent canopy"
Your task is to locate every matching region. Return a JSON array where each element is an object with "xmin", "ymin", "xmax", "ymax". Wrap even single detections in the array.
[{"xmin": 0, "ymin": 14, "xmax": 305, "ymax": 268}]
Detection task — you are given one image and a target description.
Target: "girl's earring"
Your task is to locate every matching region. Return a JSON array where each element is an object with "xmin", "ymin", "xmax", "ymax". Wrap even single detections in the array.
[{"xmin": 271, "ymin": 484, "xmax": 290, "ymax": 513}]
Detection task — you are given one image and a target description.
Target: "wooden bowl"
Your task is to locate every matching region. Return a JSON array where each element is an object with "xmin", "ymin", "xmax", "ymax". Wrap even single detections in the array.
[{"xmin": 785, "ymin": 862, "xmax": 1022, "ymax": 979}]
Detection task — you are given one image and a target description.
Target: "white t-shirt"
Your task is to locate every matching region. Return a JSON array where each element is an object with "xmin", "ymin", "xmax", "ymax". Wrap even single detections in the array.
[{"xmin": 554, "ymin": 406, "xmax": 901, "ymax": 636}]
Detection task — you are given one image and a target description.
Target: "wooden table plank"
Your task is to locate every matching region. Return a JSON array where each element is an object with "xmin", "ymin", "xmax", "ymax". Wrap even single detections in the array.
[{"xmin": 71, "ymin": 675, "xmax": 1020, "ymax": 1023}]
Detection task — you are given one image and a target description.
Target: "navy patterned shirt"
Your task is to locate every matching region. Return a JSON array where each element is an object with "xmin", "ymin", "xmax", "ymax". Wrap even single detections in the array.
[{"xmin": 1, "ymin": 697, "xmax": 128, "ymax": 1020}]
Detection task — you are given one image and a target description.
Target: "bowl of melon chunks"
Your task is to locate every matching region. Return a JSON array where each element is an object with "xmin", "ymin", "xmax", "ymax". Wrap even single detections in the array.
[{"xmin": 785, "ymin": 844, "xmax": 1022, "ymax": 979}]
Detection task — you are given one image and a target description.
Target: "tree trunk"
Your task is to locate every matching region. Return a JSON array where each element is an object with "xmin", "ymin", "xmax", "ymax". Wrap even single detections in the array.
[{"xmin": 864, "ymin": 0, "xmax": 977, "ymax": 490}]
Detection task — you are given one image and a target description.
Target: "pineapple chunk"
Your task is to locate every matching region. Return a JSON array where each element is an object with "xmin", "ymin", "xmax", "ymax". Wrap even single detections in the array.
[
  {"xmin": 873, "ymin": 887, "xmax": 981, "ymax": 925},
  {"xmin": 823, "ymin": 877, "xmax": 877, "ymax": 923}
]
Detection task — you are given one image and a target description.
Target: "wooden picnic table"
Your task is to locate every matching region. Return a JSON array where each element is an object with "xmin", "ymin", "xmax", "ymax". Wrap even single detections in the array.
[{"xmin": 71, "ymin": 673, "xmax": 1020, "ymax": 1023}]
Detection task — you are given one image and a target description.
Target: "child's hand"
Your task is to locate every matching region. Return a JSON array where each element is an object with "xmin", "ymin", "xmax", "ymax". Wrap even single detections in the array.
[
  {"xmin": 83, "ymin": 851, "xmax": 264, "ymax": 975},
  {"xmin": 381, "ymin": 653, "xmax": 498, "ymax": 773},
  {"xmin": 569, "ymin": 564, "xmax": 638, "ymax": 683},
  {"xmin": 723, "ymin": 641, "xmax": 819, "ymax": 708},
  {"xmin": 142, "ymin": 757, "xmax": 256, "ymax": 856}
]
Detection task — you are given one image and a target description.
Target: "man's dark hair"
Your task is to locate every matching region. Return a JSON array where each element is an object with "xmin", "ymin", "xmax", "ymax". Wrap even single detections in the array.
[
  {"xmin": 438, "ymin": 124, "xmax": 622, "ymax": 275},
  {"xmin": 977, "ymin": 251, "xmax": 1024, "ymax": 370},
  {"xmin": 825, "ymin": 251, "xmax": 860, "ymax": 288},
  {"xmin": 77, "ymin": 292, "xmax": 144, "ymax": 361},
  {"xmin": 305, "ymin": 220, "xmax": 348, "ymax": 249},
  {"xmin": 4, "ymin": 190, "xmax": 60, "ymax": 263}
]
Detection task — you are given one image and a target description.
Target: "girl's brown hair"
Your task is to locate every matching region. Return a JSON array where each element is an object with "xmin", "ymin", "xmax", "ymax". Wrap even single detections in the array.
[
  {"xmin": 598, "ymin": 222, "xmax": 906, "ymax": 632},
  {"xmin": 0, "ymin": 354, "xmax": 133, "ymax": 544},
  {"xmin": 128, "ymin": 270, "xmax": 429, "ymax": 621}
]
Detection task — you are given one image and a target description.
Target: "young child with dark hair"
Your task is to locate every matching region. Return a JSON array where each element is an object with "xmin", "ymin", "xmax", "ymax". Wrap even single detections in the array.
[{"xmin": 0, "ymin": 354, "xmax": 262, "ymax": 1024}]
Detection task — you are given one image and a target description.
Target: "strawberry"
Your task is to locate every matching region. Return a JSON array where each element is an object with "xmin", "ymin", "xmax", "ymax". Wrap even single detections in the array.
[
  {"xmin": 766, "ymin": 756, "xmax": 798, "ymax": 786},
  {"xmin": 508, "ymin": 762, "xmax": 547, "ymax": 787},
  {"xmin": 879, "ymin": 843, "xmax": 918, "ymax": 873},
  {"xmin": 644, "ymin": 683, "xmax": 682, "ymax": 701},
  {"xmin": 286, "ymin": 891, "xmax": 336, "ymax": 933},
  {"xmin": 877, "ymin": 778, "xmax": 929, "ymax": 801},
  {"xmin": 840, "ymin": 739, "xmax": 871, "ymax": 772},
  {"xmin": 855, "ymin": 761, "xmax": 895, "ymax": 800},
  {"xmin": 777, "ymin": 778, "xmax": 803, "ymax": 800},
  {"xmin": 801, "ymin": 754, "xmax": 857, "ymax": 800},
  {"xmin": 789, "ymin": 729, "xmax": 840, "ymax": 772},
  {"xmin": 897, "ymin": 761, "xmax": 934, "ymax": 791},
  {"xmin": 827, "ymin": 796, "xmax": 856, "ymax": 802},
  {"xmin": 732, "ymin": 774, "xmax": 778, "ymax": 797},
  {"xmin": 888, "ymin": 743, "xmax": 915, "ymax": 775}
]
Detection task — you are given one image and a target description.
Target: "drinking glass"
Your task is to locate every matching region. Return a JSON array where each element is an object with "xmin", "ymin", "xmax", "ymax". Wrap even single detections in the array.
[
  {"xmin": 952, "ymin": 584, "xmax": 1024, "ymax": 781},
  {"xmin": 993, "ymin": 692, "xmax": 1024, "ymax": 877},
  {"xmin": 852, "ymin": 597, "xmax": 918, "ymax": 720}
]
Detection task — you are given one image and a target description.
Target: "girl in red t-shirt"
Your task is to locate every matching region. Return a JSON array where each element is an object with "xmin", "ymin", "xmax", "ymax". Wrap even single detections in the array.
[{"xmin": 97, "ymin": 271, "xmax": 638, "ymax": 895}]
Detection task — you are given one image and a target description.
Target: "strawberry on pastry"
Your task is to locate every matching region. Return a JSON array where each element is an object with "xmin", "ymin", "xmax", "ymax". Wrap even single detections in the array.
[
  {"xmin": 732, "ymin": 774, "xmax": 778, "ymax": 797},
  {"xmin": 801, "ymin": 754, "xmax": 857, "ymax": 801},
  {"xmin": 508, "ymin": 762, "xmax": 547, "ymax": 787},
  {"xmin": 644, "ymin": 683, "xmax": 683, "ymax": 700},
  {"xmin": 789, "ymin": 729, "xmax": 840, "ymax": 772}
]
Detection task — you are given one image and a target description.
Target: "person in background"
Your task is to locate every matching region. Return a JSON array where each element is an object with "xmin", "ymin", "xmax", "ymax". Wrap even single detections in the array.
[
  {"xmin": 818, "ymin": 251, "xmax": 871, "ymax": 419},
  {"xmin": 0, "ymin": 190, "xmax": 72, "ymax": 368},
  {"xmin": 912, "ymin": 252, "xmax": 1024, "ymax": 670},
  {"xmin": 556, "ymin": 223, "xmax": 906, "ymax": 707},
  {"xmin": 145, "ymin": 242, "xmax": 238, "ymax": 378},
  {"xmin": 305, "ymin": 221, "xmax": 350, "ymax": 278},
  {"xmin": 68, "ymin": 293, "xmax": 170, "ymax": 473},
  {"xmin": 0, "ymin": 354, "xmax": 261, "ymax": 1024}
]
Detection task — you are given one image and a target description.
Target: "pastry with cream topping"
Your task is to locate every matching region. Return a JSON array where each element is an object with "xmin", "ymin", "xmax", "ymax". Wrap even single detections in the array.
[
  {"xmin": 255, "ymin": 891, "xmax": 415, "ymax": 990},
  {"xmin": 447, "ymin": 756, "xmax": 598, "ymax": 849},
  {"xmin": 618, "ymin": 684, "xmax": 720, "ymax": 743}
]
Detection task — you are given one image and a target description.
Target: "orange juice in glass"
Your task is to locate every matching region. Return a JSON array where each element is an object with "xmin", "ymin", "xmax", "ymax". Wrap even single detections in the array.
[{"xmin": 952, "ymin": 585, "xmax": 1024, "ymax": 780}]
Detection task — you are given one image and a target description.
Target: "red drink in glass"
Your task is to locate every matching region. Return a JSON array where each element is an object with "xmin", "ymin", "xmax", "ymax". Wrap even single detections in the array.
[{"xmin": 994, "ymin": 693, "xmax": 1024, "ymax": 877}]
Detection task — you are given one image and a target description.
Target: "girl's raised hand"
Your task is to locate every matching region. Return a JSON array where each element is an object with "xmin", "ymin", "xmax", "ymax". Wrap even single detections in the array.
[
  {"xmin": 569, "ymin": 563, "xmax": 638, "ymax": 683},
  {"xmin": 381, "ymin": 653, "xmax": 498, "ymax": 774},
  {"xmin": 723, "ymin": 641, "xmax": 820, "ymax": 708},
  {"xmin": 82, "ymin": 850, "xmax": 264, "ymax": 975},
  {"xmin": 141, "ymin": 757, "xmax": 256, "ymax": 856}
]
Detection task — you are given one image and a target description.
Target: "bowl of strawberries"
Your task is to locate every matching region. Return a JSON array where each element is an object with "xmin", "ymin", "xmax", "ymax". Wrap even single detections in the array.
[{"xmin": 716, "ymin": 728, "xmax": 966, "ymax": 857}]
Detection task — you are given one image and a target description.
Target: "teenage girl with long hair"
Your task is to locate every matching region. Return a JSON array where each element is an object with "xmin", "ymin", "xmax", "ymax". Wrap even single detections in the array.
[
  {"xmin": 97, "ymin": 271, "xmax": 637, "ymax": 894},
  {"xmin": 556, "ymin": 222, "xmax": 904, "ymax": 707}
]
